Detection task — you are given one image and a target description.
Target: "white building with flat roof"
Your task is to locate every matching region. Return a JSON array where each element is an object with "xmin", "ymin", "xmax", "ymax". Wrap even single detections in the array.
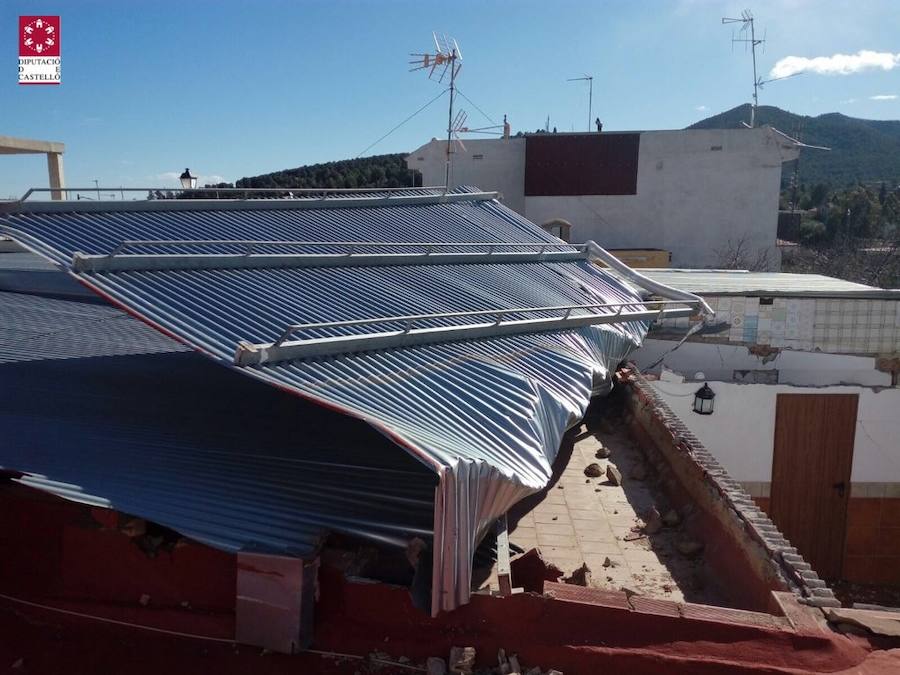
[
  {"xmin": 624, "ymin": 267, "xmax": 900, "ymax": 587},
  {"xmin": 408, "ymin": 127, "xmax": 799, "ymax": 270}
]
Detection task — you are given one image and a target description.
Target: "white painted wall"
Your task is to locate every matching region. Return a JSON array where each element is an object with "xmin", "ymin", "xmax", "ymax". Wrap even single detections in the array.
[
  {"xmin": 408, "ymin": 128, "xmax": 798, "ymax": 269},
  {"xmin": 633, "ymin": 339, "xmax": 893, "ymax": 387},
  {"xmin": 408, "ymin": 137, "xmax": 527, "ymax": 214},
  {"xmin": 649, "ymin": 381, "xmax": 900, "ymax": 483}
]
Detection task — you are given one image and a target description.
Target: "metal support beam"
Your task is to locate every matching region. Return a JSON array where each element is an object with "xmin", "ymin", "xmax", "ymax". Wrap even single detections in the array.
[
  {"xmin": 495, "ymin": 514, "xmax": 513, "ymax": 597},
  {"xmin": 72, "ymin": 242, "xmax": 588, "ymax": 273},
  {"xmin": 585, "ymin": 241, "xmax": 715, "ymax": 318},
  {"xmin": 46, "ymin": 153, "xmax": 65, "ymax": 201},
  {"xmin": 233, "ymin": 302, "xmax": 697, "ymax": 366}
]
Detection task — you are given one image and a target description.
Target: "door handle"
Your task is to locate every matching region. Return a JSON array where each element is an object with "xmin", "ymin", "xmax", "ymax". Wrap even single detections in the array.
[{"xmin": 832, "ymin": 481, "xmax": 846, "ymax": 497}]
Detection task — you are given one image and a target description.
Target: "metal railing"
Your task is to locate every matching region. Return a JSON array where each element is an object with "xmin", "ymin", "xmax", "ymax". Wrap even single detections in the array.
[
  {"xmin": 71, "ymin": 239, "xmax": 588, "ymax": 273},
  {"xmin": 103, "ymin": 239, "xmax": 585, "ymax": 256},
  {"xmin": 16, "ymin": 185, "xmax": 452, "ymax": 202},
  {"xmin": 6, "ymin": 188, "xmax": 500, "ymax": 215},
  {"xmin": 233, "ymin": 299, "xmax": 699, "ymax": 365},
  {"xmin": 271, "ymin": 300, "xmax": 687, "ymax": 345}
]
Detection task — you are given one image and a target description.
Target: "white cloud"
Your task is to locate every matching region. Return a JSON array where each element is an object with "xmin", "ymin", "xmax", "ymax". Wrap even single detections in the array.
[
  {"xmin": 770, "ymin": 50, "xmax": 900, "ymax": 78},
  {"xmin": 695, "ymin": 105, "xmax": 708, "ymax": 112},
  {"xmin": 839, "ymin": 98, "xmax": 857, "ymax": 104},
  {"xmin": 870, "ymin": 94, "xmax": 898, "ymax": 101}
]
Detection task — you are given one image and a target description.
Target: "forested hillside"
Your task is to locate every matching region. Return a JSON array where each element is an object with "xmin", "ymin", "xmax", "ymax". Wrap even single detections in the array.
[
  {"xmin": 234, "ymin": 154, "xmax": 420, "ymax": 190},
  {"xmin": 690, "ymin": 104, "xmax": 900, "ymax": 187}
]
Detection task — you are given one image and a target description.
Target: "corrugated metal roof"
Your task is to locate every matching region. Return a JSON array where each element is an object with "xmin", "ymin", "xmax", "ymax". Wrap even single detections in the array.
[
  {"xmin": 0, "ymin": 344, "xmax": 436, "ymax": 556},
  {"xmin": 0, "ymin": 250, "xmax": 95, "ymax": 299},
  {"xmin": 632, "ymin": 269, "xmax": 900, "ymax": 298},
  {"xmin": 0, "ymin": 290, "xmax": 187, "ymax": 364},
  {"xmin": 0, "ymin": 191, "xmax": 651, "ymax": 613}
]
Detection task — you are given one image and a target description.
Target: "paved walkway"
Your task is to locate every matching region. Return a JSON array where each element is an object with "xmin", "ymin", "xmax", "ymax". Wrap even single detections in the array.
[{"xmin": 483, "ymin": 410, "xmax": 725, "ymax": 604}]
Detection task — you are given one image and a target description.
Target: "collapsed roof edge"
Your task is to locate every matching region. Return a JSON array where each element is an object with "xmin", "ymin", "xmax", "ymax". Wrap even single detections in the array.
[{"xmin": 0, "ymin": 195, "xmax": 710, "ymax": 615}]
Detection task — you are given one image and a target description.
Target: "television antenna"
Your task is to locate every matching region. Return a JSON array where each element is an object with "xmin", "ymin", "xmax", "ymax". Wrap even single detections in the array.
[
  {"xmin": 449, "ymin": 109, "xmax": 469, "ymax": 153},
  {"xmin": 410, "ymin": 32, "xmax": 463, "ymax": 189},
  {"xmin": 722, "ymin": 9, "xmax": 766, "ymax": 128},
  {"xmin": 567, "ymin": 75, "xmax": 593, "ymax": 132},
  {"xmin": 724, "ymin": 11, "xmax": 801, "ymax": 129}
]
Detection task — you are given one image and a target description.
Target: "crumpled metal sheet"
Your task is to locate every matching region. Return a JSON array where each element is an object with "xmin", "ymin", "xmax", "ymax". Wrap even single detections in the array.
[{"xmin": 1, "ymin": 193, "xmax": 647, "ymax": 613}]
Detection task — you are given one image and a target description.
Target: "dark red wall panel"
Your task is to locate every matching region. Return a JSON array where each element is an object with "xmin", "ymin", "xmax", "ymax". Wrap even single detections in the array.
[{"xmin": 524, "ymin": 133, "xmax": 640, "ymax": 196}]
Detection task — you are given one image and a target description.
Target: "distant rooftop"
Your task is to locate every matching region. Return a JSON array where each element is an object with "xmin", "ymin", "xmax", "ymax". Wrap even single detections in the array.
[{"xmin": 631, "ymin": 269, "xmax": 900, "ymax": 299}]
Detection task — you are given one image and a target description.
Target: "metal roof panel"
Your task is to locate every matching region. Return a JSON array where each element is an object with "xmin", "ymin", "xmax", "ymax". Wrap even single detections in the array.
[{"xmin": 1, "ymin": 193, "xmax": 651, "ymax": 614}]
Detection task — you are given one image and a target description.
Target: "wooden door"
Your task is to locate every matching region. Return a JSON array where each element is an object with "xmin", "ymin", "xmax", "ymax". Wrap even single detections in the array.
[{"xmin": 770, "ymin": 393, "xmax": 858, "ymax": 580}]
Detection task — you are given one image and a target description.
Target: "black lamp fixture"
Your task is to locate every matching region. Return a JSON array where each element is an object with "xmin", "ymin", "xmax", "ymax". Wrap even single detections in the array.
[
  {"xmin": 693, "ymin": 383, "xmax": 715, "ymax": 415},
  {"xmin": 179, "ymin": 168, "xmax": 197, "ymax": 190}
]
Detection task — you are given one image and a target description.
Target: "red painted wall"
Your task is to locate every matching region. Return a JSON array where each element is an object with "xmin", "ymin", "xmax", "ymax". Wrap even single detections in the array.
[
  {"xmin": 524, "ymin": 133, "xmax": 640, "ymax": 196},
  {"xmin": 0, "ymin": 483, "xmax": 236, "ymax": 612},
  {"xmin": 0, "ymin": 483, "xmax": 892, "ymax": 674}
]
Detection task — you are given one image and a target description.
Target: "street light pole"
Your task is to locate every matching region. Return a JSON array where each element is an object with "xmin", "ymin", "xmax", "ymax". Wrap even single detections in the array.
[{"xmin": 179, "ymin": 168, "xmax": 198, "ymax": 190}]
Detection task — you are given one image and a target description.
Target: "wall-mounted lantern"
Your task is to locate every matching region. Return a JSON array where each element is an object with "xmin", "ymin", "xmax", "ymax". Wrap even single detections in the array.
[
  {"xmin": 693, "ymin": 383, "xmax": 715, "ymax": 415},
  {"xmin": 179, "ymin": 168, "xmax": 197, "ymax": 190}
]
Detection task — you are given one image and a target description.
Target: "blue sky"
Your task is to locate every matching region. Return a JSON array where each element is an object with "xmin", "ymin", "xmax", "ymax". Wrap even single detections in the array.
[{"xmin": 1, "ymin": 0, "xmax": 898, "ymax": 198}]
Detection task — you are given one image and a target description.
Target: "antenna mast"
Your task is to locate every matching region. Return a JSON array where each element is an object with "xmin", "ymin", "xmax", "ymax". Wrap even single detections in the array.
[
  {"xmin": 789, "ymin": 118, "xmax": 803, "ymax": 212},
  {"xmin": 410, "ymin": 33, "xmax": 463, "ymax": 189},
  {"xmin": 722, "ymin": 10, "xmax": 764, "ymax": 127},
  {"xmin": 567, "ymin": 75, "xmax": 593, "ymax": 131}
]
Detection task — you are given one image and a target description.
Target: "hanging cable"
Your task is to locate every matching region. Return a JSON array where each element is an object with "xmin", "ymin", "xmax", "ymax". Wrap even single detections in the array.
[
  {"xmin": 642, "ymin": 321, "xmax": 707, "ymax": 372},
  {"xmin": 0, "ymin": 592, "xmax": 426, "ymax": 670},
  {"xmin": 0, "ymin": 592, "xmax": 234, "ymax": 643},
  {"xmin": 454, "ymin": 88, "xmax": 497, "ymax": 126},
  {"xmin": 356, "ymin": 89, "xmax": 448, "ymax": 158}
]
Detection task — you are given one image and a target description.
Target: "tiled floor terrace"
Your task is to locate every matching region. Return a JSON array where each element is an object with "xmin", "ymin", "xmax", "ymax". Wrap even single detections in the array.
[{"xmin": 478, "ymin": 403, "xmax": 726, "ymax": 605}]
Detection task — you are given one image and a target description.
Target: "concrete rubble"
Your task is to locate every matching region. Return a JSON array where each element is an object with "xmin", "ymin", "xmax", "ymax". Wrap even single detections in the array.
[
  {"xmin": 642, "ymin": 507, "xmax": 663, "ymax": 535},
  {"xmin": 605, "ymin": 464, "xmax": 623, "ymax": 486},
  {"xmin": 562, "ymin": 562, "xmax": 592, "ymax": 587},
  {"xmin": 449, "ymin": 646, "xmax": 476, "ymax": 674},
  {"xmin": 441, "ymin": 646, "xmax": 564, "ymax": 675},
  {"xmin": 583, "ymin": 463, "xmax": 603, "ymax": 478}
]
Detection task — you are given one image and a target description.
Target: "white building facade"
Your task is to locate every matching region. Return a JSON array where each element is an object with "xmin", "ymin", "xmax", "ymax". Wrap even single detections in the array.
[
  {"xmin": 628, "ymin": 270, "xmax": 900, "ymax": 586},
  {"xmin": 408, "ymin": 128, "xmax": 799, "ymax": 270}
]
